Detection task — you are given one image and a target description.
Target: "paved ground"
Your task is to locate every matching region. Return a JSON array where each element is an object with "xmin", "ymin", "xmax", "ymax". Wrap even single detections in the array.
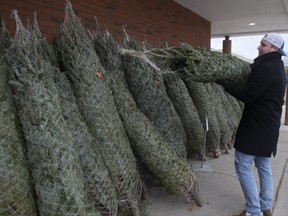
[{"xmin": 146, "ymin": 115, "xmax": 288, "ymax": 216}]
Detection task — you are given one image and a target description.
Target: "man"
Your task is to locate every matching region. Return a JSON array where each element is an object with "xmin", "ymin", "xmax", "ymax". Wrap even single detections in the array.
[{"xmin": 217, "ymin": 33, "xmax": 287, "ymax": 216}]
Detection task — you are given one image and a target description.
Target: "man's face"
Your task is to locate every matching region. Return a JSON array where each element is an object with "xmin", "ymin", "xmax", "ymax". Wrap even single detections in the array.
[{"xmin": 257, "ymin": 39, "xmax": 278, "ymax": 56}]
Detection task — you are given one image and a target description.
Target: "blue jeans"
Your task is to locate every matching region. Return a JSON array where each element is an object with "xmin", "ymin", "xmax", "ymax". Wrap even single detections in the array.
[{"xmin": 234, "ymin": 150, "xmax": 273, "ymax": 216}]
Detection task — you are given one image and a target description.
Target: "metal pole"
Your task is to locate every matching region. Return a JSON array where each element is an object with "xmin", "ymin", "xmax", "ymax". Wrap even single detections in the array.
[{"xmin": 201, "ymin": 116, "xmax": 208, "ymax": 168}]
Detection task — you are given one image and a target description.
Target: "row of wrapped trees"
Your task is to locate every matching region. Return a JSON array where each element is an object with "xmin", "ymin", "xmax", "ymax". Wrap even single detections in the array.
[{"xmin": 0, "ymin": 1, "xmax": 250, "ymax": 215}]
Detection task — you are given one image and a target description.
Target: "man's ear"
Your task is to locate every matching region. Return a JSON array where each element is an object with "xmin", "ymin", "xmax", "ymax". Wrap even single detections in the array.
[{"xmin": 272, "ymin": 46, "xmax": 279, "ymax": 52}]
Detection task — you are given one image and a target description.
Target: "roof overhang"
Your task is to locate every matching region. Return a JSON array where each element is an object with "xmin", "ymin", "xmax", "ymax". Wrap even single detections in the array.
[{"xmin": 174, "ymin": 0, "xmax": 288, "ymax": 38}]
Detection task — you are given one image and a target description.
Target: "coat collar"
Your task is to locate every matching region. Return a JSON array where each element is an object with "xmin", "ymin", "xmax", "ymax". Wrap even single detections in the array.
[{"xmin": 250, "ymin": 52, "xmax": 282, "ymax": 69}]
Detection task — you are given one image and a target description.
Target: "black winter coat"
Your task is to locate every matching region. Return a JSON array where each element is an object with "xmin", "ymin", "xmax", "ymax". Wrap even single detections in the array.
[{"xmin": 223, "ymin": 52, "xmax": 287, "ymax": 157}]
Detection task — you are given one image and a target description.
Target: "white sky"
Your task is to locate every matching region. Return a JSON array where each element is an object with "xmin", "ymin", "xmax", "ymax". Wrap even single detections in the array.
[{"xmin": 211, "ymin": 34, "xmax": 288, "ymax": 61}]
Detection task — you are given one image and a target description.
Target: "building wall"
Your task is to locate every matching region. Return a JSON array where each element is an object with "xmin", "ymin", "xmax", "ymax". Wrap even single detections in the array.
[{"xmin": 0, "ymin": 0, "xmax": 211, "ymax": 48}]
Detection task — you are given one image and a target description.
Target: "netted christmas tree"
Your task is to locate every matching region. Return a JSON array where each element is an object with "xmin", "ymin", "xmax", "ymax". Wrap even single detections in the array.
[
  {"xmin": 92, "ymin": 29, "xmax": 202, "ymax": 207},
  {"xmin": 28, "ymin": 14, "xmax": 119, "ymax": 215},
  {"xmin": 0, "ymin": 17, "xmax": 37, "ymax": 216},
  {"xmin": 205, "ymin": 83, "xmax": 234, "ymax": 152},
  {"xmin": 57, "ymin": 1, "xmax": 142, "ymax": 214},
  {"xmin": 6, "ymin": 11, "xmax": 97, "ymax": 215},
  {"xmin": 141, "ymin": 42, "xmax": 249, "ymax": 155},
  {"xmin": 120, "ymin": 31, "xmax": 188, "ymax": 159},
  {"xmin": 184, "ymin": 80, "xmax": 221, "ymax": 156},
  {"xmin": 162, "ymin": 71, "xmax": 204, "ymax": 156},
  {"xmin": 54, "ymin": 69, "xmax": 119, "ymax": 216},
  {"xmin": 144, "ymin": 42, "xmax": 250, "ymax": 84}
]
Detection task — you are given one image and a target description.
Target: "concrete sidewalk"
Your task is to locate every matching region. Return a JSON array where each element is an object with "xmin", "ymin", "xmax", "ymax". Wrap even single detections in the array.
[{"xmin": 147, "ymin": 123, "xmax": 288, "ymax": 216}]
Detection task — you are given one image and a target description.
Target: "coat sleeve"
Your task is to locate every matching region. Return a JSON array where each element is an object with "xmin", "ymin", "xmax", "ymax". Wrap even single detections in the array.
[{"xmin": 222, "ymin": 64, "xmax": 274, "ymax": 103}]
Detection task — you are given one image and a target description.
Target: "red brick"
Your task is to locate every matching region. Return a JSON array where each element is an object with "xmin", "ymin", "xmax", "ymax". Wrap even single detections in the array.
[{"xmin": 0, "ymin": 0, "xmax": 211, "ymax": 47}]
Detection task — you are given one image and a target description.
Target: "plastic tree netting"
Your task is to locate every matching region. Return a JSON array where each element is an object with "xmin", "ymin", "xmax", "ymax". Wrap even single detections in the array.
[
  {"xmin": 120, "ymin": 32, "xmax": 188, "ymax": 159},
  {"xmin": 141, "ymin": 43, "xmax": 249, "ymax": 155},
  {"xmin": 0, "ymin": 19, "xmax": 37, "ymax": 216},
  {"xmin": 92, "ymin": 27, "xmax": 150, "ymax": 216},
  {"xmin": 144, "ymin": 43, "xmax": 251, "ymax": 84},
  {"xmin": 162, "ymin": 72, "xmax": 204, "ymax": 155},
  {"xmin": 29, "ymin": 13, "xmax": 58, "ymax": 67},
  {"xmin": 0, "ymin": 17, "xmax": 11, "ymax": 54},
  {"xmin": 210, "ymin": 83, "xmax": 242, "ymax": 146},
  {"xmin": 225, "ymin": 91, "xmax": 244, "ymax": 122},
  {"xmin": 184, "ymin": 80, "xmax": 221, "ymax": 156},
  {"xmin": 205, "ymin": 83, "xmax": 234, "ymax": 152},
  {"xmin": 31, "ymin": 16, "xmax": 118, "ymax": 216},
  {"xmin": 53, "ymin": 59, "xmax": 118, "ymax": 215},
  {"xmin": 112, "ymin": 80, "xmax": 202, "ymax": 207},
  {"xmin": 92, "ymin": 30, "xmax": 202, "ymax": 207},
  {"xmin": 56, "ymin": 1, "xmax": 142, "ymax": 213},
  {"xmin": 6, "ymin": 11, "xmax": 96, "ymax": 215}
]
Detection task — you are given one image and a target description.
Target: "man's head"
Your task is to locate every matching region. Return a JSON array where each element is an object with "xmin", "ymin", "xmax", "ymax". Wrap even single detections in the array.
[{"xmin": 258, "ymin": 33, "xmax": 286, "ymax": 56}]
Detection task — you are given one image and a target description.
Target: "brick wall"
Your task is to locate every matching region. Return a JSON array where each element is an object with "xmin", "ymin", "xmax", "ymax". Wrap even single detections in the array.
[{"xmin": 0, "ymin": 0, "xmax": 211, "ymax": 48}]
